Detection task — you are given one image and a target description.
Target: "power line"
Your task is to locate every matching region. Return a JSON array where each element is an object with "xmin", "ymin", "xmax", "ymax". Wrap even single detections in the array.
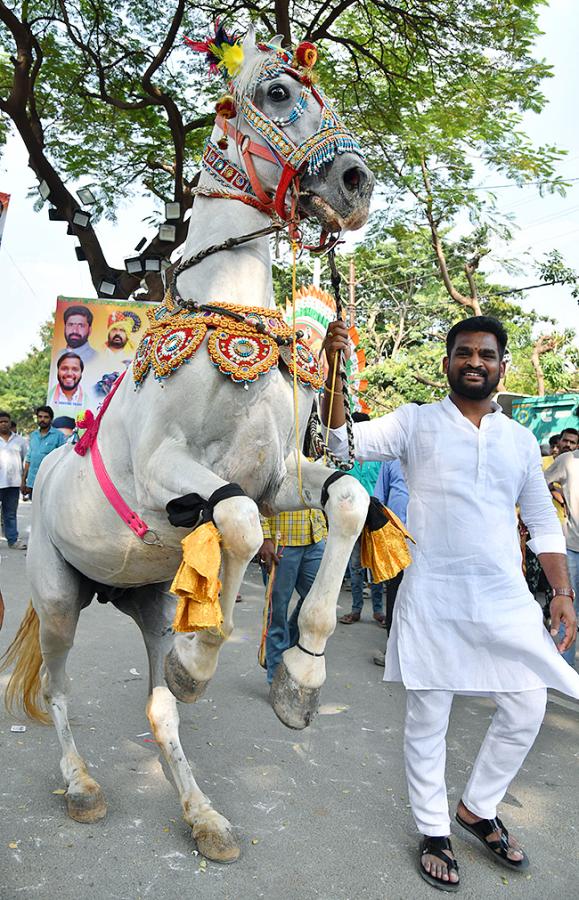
[{"xmin": 470, "ymin": 177, "xmax": 579, "ymax": 191}]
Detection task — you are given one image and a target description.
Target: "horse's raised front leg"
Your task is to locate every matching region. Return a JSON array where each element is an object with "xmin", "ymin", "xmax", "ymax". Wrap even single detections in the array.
[
  {"xmin": 164, "ymin": 495, "xmax": 263, "ymax": 702},
  {"xmin": 268, "ymin": 455, "xmax": 369, "ymax": 729},
  {"xmin": 116, "ymin": 587, "xmax": 240, "ymax": 862},
  {"xmin": 27, "ymin": 537, "xmax": 107, "ymax": 823},
  {"xmin": 136, "ymin": 452, "xmax": 262, "ymax": 703}
]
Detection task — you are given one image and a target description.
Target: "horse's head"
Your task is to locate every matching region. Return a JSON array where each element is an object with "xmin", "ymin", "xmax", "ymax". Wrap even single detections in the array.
[{"xmin": 198, "ymin": 29, "xmax": 374, "ymax": 234}]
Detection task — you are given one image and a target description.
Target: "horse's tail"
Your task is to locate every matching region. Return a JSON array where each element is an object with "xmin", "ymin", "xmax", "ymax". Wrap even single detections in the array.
[{"xmin": 0, "ymin": 601, "xmax": 50, "ymax": 723}]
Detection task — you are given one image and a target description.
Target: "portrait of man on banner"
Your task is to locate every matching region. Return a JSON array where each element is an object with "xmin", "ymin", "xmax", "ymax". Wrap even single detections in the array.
[{"xmin": 47, "ymin": 297, "xmax": 152, "ymax": 421}]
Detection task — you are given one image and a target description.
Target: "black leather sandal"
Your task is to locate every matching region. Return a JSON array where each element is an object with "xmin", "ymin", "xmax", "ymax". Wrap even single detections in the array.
[
  {"xmin": 455, "ymin": 812, "xmax": 529, "ymax": 871},
  {"xmin": 419, "ymin": 836, "xmax": 460, "ymax": 892}
]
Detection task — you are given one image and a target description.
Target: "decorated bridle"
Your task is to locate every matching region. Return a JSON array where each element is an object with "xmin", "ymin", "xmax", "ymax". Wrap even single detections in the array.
[
  {"xmin": 179, "ymin": 26, "xmax": 359, "ymax": 471},
  {"xmin": 186, "ymin": 26, "xmax": 365, "ymax": 231}
]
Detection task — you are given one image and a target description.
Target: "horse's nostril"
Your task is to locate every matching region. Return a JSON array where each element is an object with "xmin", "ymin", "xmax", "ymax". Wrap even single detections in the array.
[{"xmin": 343, "ymin": 166, "xmax": 365, "ymax": 192}]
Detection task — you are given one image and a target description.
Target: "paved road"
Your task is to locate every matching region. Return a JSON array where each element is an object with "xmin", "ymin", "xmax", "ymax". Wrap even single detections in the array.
[{"xmin": 1, "ymin": 500, "xmax": 578, "ymax": 899}]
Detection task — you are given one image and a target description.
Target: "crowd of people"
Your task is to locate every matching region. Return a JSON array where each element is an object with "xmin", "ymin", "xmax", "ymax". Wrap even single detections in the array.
[{"xmin": 0, "ymin": 405, "xmax": 67, "ymax": 549}]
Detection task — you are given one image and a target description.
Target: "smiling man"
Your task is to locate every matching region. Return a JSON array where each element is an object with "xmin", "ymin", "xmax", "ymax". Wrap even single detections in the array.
[
  {"xmin": 322, "ymin": 315, "xmax": 579, "ymax": 893},
  {"xmin": 49, "ymin": 352, "xmax": 85, "ymax": 411}
]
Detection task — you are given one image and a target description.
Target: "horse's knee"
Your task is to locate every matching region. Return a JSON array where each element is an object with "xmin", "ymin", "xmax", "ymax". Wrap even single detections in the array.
[
  {"xmin": 213, "ymin": 496, "xmax": 262, "ymax": 559},
  {"xmin": 326, "ymin": 475, "xmax": 369, "ymax": 535}
]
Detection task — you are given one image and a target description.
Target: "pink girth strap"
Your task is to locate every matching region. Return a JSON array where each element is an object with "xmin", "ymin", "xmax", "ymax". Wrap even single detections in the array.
[
  {"xmin": 89, "ymin": 436, "xmax": 150, "ymax": 540},
  {"xmin": 75, "ymin": 371, "xmax": 157, "ymax": 544}
]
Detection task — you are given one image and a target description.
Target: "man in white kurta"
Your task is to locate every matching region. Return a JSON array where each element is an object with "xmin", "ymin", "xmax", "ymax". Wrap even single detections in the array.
[{"xmin": 322, "ymin": 315, "xmax": 579, "ymax": 891}]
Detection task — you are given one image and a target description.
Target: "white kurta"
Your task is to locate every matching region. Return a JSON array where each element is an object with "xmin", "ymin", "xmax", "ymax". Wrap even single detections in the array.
[{"xmin": 330, "ymin": 396, "xmax": 579, "ymax": 697}]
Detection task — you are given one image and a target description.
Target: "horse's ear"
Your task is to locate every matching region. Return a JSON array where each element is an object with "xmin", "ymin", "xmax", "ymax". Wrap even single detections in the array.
[{"xmin": 242, "ymin": 24, "xmax": 257, "ymax": 53}]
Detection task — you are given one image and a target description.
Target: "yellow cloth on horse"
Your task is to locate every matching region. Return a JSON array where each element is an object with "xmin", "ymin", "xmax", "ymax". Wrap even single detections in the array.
[
  {"xmin": 361, "ymin": 503, "xmax": 415, "ymax": 584},
  {"xmin": 171, "ymin": 522, "xmax": 224, "ymax": 633}
]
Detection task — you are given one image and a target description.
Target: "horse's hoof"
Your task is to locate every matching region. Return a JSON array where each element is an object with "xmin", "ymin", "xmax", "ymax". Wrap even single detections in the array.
[
  {"xmin": 65, "ymin": 784, "xmax": 107, "ymax": 823},
  {"xmin": 191, "ymin": 822, "xmax": 240, "ymax": 863},
  {"xmin": 164, "ymin": 647, "xmax": 209, "ymax": 703},
  {"xmin": 270, "ymin": 661, "xmax": 320, "ymax": 730}
]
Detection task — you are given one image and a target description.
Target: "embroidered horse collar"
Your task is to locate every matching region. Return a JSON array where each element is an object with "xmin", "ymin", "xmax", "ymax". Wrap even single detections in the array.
[{"xmin": 133, "ymin": 291, "xmax": 323, "ymax": 389}]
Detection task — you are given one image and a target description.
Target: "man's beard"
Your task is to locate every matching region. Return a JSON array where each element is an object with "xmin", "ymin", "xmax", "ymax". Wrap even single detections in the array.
[
  {"xmin": 66, "ymin": 333, "xmax": 86, "ymax": 348},
  {"xmin": 59, "ymin": 378, "xmax": 80, "ymax": 393},
  {"xmin": 447, "ymin": 367, "xmax": 500, "ymax": 400},
  {"xmin": 109, "ymin": 336, "xmax": 126, "ymax": 348}
]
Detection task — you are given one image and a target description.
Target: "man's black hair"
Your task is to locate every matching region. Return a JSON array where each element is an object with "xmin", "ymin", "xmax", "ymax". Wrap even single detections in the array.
[
  {"xmin": 0, "ymin": 409, "xmax": 11, "ymax": 420},
  {"xmin": 35, "ymin": 405, "xmax": 54, "ymax": 418},
  {"xmin": 63, "ymin": 305, "xmax": 93, "ymax": 326},
  {"xmin": 52, "ymin": 415, "xmax": 75, "ymax": 429},
  {"xmin": 57, "ymin": 351, "xmax": 84, "ymax": 372},
  {"xmin": 560, "ymin": 427, "xmax": 579, "ymax": 439},
  {"xmin": 548, "ymin": 433, "xmax": 561, "ymax": 447},
  {"xmin": 446, "ymin": 316, "xmax": 508, "ymax": 359}
]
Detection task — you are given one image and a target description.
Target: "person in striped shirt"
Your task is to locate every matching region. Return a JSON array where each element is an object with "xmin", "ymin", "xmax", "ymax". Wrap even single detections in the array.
[{"xmin": 259, "ymin": 508, "xmax": 327, "ymax": 686}]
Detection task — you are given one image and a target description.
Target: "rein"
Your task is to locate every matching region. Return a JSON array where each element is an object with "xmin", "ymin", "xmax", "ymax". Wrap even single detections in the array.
[{"xmin": 309, "ymin": 248, "xmax": 356, "ymax": 471}]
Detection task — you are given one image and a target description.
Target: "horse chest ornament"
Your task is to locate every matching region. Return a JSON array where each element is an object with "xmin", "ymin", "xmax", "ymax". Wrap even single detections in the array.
[{"xmin": 133, "ymin": 291, "xmax": 323, "ymax": 389}]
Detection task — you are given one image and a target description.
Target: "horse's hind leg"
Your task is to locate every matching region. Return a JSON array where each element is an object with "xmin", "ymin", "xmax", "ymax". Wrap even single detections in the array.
[
  {"xmin": 119, "ymin": 587, "xmax": 240, "ymax": 862},
  {"xmin": 164, "ymin": 495, "xmax": 262, "ymax": 702},
  {"xmin": 28, "ymin": 541, "xmax": 107, "ymax": 822}
]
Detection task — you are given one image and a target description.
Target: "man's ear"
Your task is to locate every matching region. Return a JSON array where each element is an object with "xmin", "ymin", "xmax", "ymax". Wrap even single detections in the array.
[
  {"xmin": 442, "ymin": 355, "xmax": 449, "ymax": 374},
  {"xmin": 499, "ymin": 358, "xmax": 506, "ymax": 379}
]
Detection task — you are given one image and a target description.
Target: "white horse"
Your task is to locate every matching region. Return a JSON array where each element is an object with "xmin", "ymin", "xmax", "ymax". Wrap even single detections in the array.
[{"xmin": 2, "ymin": 31, "xmax": 374, "ymax": 862}]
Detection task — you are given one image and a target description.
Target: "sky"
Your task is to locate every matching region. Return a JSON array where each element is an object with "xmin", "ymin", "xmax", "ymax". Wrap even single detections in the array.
[{"xmin": 0, "ymin": 1, "xmax": 577, "ymax": 368}]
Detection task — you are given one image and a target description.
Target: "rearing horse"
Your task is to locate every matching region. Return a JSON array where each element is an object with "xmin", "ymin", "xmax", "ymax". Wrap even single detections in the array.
[{"xmin": 2, "ymin": 29, "xmax": 374, "ymax": 862}]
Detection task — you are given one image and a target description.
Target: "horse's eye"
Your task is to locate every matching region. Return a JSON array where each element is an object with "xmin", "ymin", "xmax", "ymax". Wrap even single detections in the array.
[{"xmin": 267, "ymin": 84, "xmax": 290, "ymax": 102}]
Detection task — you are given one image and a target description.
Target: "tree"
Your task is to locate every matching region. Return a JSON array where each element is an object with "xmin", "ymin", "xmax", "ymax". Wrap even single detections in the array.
[
  {"xmin": 0, "ymin": 1, "xmax": 565, "ymax": 300},
  {"xmin": 0, "ymin": 319, "xmax": 53, "ymax": 431},
  {"xmin": 310, "ymin": 228, "xmax": 579, "ymax": 411}
]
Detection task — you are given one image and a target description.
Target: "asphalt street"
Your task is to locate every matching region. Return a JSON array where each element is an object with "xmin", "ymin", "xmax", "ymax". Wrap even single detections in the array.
[{"xmin": 1, "ymin": 499, "xmax": 578, "ymax": 900}]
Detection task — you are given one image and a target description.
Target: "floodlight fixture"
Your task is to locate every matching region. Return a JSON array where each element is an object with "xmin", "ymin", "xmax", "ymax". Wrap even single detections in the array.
[
  {"xmin": 75, "ymin": 246, "xmax": 87, "ymax": 261},
  {"xmin": 144, "ymin": 257, "xmax": 161, "ymax": 273},
  {"xmin": 38, "ymin": 180, "xmax": 50, "ymax": 201},
  {"xmin": 124, "ymin": 256, "xmax": 144, "ymax": 275},
  {"xmin": 72, "ymin": 209, "xmax": 91, "ymax": 229},
  {"xmin": 48, "ymin": 207, "xmax": 67, "ymax": 221},
  {"xmin": 134, "ymin": 236, "xmax": 147, "ymax": 251},
  {"xmin": 160, "ymin": 258, "xmax": 171, "ymax": 272},
  {"xmin": 165, "ymin": 201, "xmax": 181, "ymax": 220},
  {"xmin": 98, "ymin": 277, "xmax": 117, "ymax": 297},
  {"xmin": 158, "ymin": 223, "xmax": 177, "ymax": 243},
  {"xmin": 77, "ymin": 186, "xmax": 97, "ymax": 206}
]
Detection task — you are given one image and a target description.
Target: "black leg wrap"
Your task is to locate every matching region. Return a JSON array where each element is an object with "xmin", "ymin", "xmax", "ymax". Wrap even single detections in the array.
[
  {"xmin": 166, "ymin": 482, "xmax": 246, "ymax": 528},
  {"xmin": 320, "ymin": 470, "xmax": 348, "ymax": 508},
  {"xmin": 269, "ymin": 661, "xmax": 320, "ymax": 730}
]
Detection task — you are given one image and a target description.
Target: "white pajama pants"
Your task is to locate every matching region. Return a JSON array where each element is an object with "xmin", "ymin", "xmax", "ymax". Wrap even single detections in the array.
[{"xmin": 404, "ymin": 688, "xmax": 547, "ymax": 836}]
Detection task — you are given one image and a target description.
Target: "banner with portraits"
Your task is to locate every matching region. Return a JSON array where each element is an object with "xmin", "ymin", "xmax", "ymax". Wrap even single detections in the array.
[{"xmin": 47, "ymin": 297, "xmax": 153, "ymax": 423}]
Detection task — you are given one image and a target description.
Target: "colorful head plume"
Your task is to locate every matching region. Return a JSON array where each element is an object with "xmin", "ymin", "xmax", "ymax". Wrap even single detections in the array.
[{"xmin": 184, "ymin": 22, "xmax": 244, "ymax": 77}]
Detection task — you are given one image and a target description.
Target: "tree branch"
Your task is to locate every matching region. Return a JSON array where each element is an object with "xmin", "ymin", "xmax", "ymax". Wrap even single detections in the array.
[
  {"xmin": 420, "ymin": 155, "xmax": 482, "ymax": 316},
  {"xmin": 531, "ymin": 334, "xmax": 560, "ymax": 397},
  {"xmin": 412, "ymin": 372, "xmax": 445, "ymax": 389}
]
